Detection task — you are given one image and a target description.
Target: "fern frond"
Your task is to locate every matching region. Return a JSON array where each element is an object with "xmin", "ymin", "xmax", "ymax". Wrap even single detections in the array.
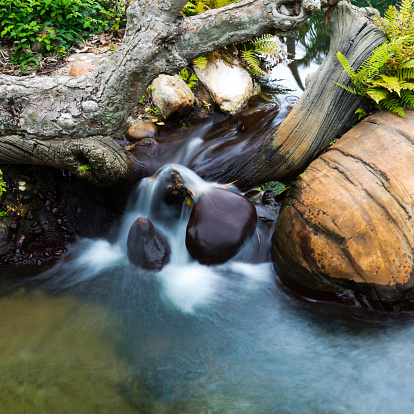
[
  {"xmin": 193, "ymin": 55, "xmax": 208, "ymax": 70},
  {"xmin": 401, "ymin": 82, "xmax": 414, "ymax": 91},
  {"xmin": 400, "ymin": 90, "xmax": 414, "ymax": 108},
  {"xmin": 195, "ymin": 1, "xmax": 208, "ymax": 14},
  {"xmin": 366, "ymin": 87, "xmax": 389, "ymax": 103},
  {"xmin": 335, "ymin": 82, "xmax": 358, "ymax": 95},
  {"xmin": 400, "ymin": 59, "xmax": 414, "ymax": 68},
  {"xmin": 398, "ymin": 68, "xmax": 414, "ymax": 81},
  {"xmin": 240, "ymin": 49, "xmax": 264, "ymax": 75},
  {"xmin": 378, "ymin": 96, "xmax": 406, "ymax": 117},
  {"xmin": 355, "ymin": 43, "xmax": 391, "ymax": 83},
  {"xmin": 400, "ymin": 0, "xmax": 414, "ymax": 21},
  {"xmin": 337, "ymin": 52, "xmax": 356, "ymax": 79},
  {"xmin": 377, "ymin": 75, "xmax": 402, "ymax": 95}
]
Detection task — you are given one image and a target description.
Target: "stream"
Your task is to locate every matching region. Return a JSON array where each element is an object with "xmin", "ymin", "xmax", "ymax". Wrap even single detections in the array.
[{"xmin": 1, "ymin": 2, "xmax": 412, "ymax": 413}]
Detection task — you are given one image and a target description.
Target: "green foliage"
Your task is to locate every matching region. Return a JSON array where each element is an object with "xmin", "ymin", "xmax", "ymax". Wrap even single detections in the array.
[
  {"xmin": 0, "ymin": 170, "xmax": 6, "ymax": 196},
  {"xmin": 258, "ymin": 181, "xmax": 286, "ymax": 195},
  {"xmin": 181, "ymin": 0, "xmax": 239, "ymax": 16},
  {"xmin": 79, "ymin": 164, "xmax": 92, "ymax": 170},
  {"xmin": 192, "ymin": 35, "xmax": 285, "ymax": 77},
  {"xmin": 355, "ymin": 108, "xmax": 367, "ymax": 120},
  {"xmin": 0, "ymin": 0, "xmax": 126, "ymax": 72},
  {"xmin": 337, "ymin": 0, "xmax": 414, "ymax": 117},
  {"xmin": 179, "ymin": 68, "xmax": 198, "ymax": 88},
  {"xmin": 181, "ymin": 0, "xmax": 285, "ymax": 76},
  {"xmin": 193, "ymin": 55, "xmax": 207, "ymax": 70},
  {"xmin": 239, "ymin": 35, "xmax": 285, "ymax": 75},
  {"xmin": 145, "ymin": 106, "xmax": 159, "ymax": 116}
]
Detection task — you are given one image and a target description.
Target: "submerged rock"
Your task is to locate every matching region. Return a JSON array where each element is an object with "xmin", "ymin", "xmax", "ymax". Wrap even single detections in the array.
[
  {"xmin": 186, "ymin": 187, "xmax": 257, "ymax": 265},
  {"xmin": 152, "ymin": 74, "xmax": 195, "ymax": 120},
  {"xmin": 127, "ymin": 217, "xmax": 171, "ymax": 271},
  {"xmin": 272, "ymin": 110, "xmax": 414, "ymax": 312}
]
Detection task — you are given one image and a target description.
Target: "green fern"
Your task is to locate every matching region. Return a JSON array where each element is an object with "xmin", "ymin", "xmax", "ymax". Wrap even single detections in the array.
[
  {"xmin": 337, "ymin": 0, "xmax": 414, "ymax": 117},
  {"xmin": 193, "ymin": 56, "xmax": 208, "ymax": 70},
  {"xmin": 378, "ymin": 96, "xmax": 406, "ymax": 117},
  {"xmin": 240, "ymin": 49, "xmax": 263, "ymax": 75},
  {"xmin": 182, "ymin": 1, "xmax": 285, "ymax": 76}
]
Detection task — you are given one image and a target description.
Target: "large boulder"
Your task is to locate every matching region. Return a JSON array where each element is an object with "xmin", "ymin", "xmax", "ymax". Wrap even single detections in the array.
[
  {"xmin": 272, "ymin": 110, "xmax": 414, "ymax": 312},
  {"xmin": 152, "ymin": 74, "xmax": 195, "ymax": 120},
  {"xmin": 186, "ymin": 187, "xmax": 257, "ymax": 265},
  {"xmin": 194, "ymin": 58, "xmax": 259, "ymax": 115},
  {"xmin": 127, "ymin": 217, "xmax": 171, "ymax": 271}
]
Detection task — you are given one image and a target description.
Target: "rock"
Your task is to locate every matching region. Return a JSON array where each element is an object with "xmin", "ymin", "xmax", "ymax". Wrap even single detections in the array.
[
  {"xmin": 68, "ymin": 61, "xmax": 96, "ymax": 77},
  {"xmin": 272, "ymin": 110, "xmax": 414, "ymax": 312},
  {"xmin": 186, "ymin": 187, "xmax": 257, "ymax": 265},
  {"xmin": 194, "ymin": 58, "xmax": 259, "ymax": 115},
  {"xmin": 127, "ymin": 217, "xmax": 171, "ymax": 271},
  {"xmin": 0, "ymin": 223, "xmax": 11, "ymax": 248},
  {"xmin": 152, "ymin": 74, "xmax": 195, "ymax": 120},
  {"xmin": 53, "ymin": 52, "xmax": 113, "ymax": 76},
  {"xmin": 126, "ymin": 122, "xmax": 158, "ymax": 141},
  {"xmin": 162, "ymin": 171, "xmax": 189, "ymax": 206}
]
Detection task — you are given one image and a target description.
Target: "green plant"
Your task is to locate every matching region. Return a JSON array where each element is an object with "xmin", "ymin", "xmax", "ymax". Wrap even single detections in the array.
[
  {"xmin": 179, "ymin": 68, "xmax": 198, "ymax": 88},
  {"xmin": 336, "ymin": 0, "xmax": 414, "ymax": 117},
  {"xmin": 258, "ymin": 181, "xmax": 286, "ymax": 195},
  {"xmin": 79, "ymin": 164, "xmax": 92, "ymax": 170},
  {"xmin": 182, "ymin": 0, "xmax": 286, "ymax": 76},
  {"xmin": 139, "ymin": 84, "xmax": 155, "ymax": 104},
  {"xmin": 0, "ymin": 0, "xmax": 127, "ymax": 72},
  {"xmin": 238, "ymin": 35, "xmax": 286, "ymax": 76},
  {"xmin": 182, "ymin": 0, "xmax": 239, "ymax": 16},
  {"xmin": 145, "ymin": 106, "xmax": 159, "ymax": 116}
]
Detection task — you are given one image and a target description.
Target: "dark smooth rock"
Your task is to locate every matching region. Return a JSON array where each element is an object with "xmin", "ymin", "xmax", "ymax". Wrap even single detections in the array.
[
  {"xmin": 127, "ymin": 217, "xmax": 171, "ymax": 271},
  {"xmin": 186, "ymin": 187, "xmax": 257, "ymax": 265}
]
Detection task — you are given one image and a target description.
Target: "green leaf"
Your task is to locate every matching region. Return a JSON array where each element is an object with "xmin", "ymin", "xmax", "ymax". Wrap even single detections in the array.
[
  {"xmin": 337, "ymin": 52, "xmax": 356, "ymax": 78},
  {"xmin": 335, "ymin": 82, "xmax": 358, "ymax": 95},
  {"xmin": 193, "ymin": 55, "xmax": 207, "ymax": 70},
  {"xmin": 366, "ymin": 87, "xmax": 389, "ymax": 103},
  {"xmin": 400, "ymin": 59, "xmax": 414, "ymax": 68},
  {"xmin": 355, "ymin": 108, "xmax": 366, "ymax": 120}
]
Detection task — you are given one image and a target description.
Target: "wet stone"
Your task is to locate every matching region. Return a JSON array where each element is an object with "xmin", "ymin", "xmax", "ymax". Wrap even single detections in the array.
[
  {"xmin": 127, "ymin": 217, "xmax": 171, "ymax": 272},
  {"xmin": 126, "ymin": 122, "xmax": 158, "ymax": 141},
  {"xmin": 186, "ymin": 187, "xmax": 257, "ymax": 265},
  {"xmin": 0, "ymin": 224, "xmax": 11, "ymax": 248}
]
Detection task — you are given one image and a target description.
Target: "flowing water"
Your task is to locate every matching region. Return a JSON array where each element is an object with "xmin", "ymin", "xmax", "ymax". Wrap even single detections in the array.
[{"xmin": 2, "ymin": 3, "xmax": 413, "ymax": 413}]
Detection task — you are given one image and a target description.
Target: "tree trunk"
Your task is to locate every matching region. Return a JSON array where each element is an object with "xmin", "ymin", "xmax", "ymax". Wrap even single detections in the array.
[
  {"xmin": 0, "ymin": 0, "xmax": 383, "ymax": 188},
  {"xmin": 191, "ymin": 1, "xmax": 387, "ymax": 189}
]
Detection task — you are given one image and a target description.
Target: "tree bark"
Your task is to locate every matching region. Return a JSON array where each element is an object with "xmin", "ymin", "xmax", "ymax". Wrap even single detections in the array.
[
  {"xmin": 191, "ymin": 1, "xmax": 388, "ymax": 189},
  {"xmin": 0, "ymin": 0, "xmax": 383, "ymax": 189},
  {"xmin": 0, "ymin": 0, "xmax": 311, "ymax": 186}
]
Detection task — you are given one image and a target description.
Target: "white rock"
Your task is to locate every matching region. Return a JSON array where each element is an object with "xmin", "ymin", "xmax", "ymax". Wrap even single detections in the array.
[{"xmin": 194, "ymin": 58, "xmax": 258, "ymax": 115}]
